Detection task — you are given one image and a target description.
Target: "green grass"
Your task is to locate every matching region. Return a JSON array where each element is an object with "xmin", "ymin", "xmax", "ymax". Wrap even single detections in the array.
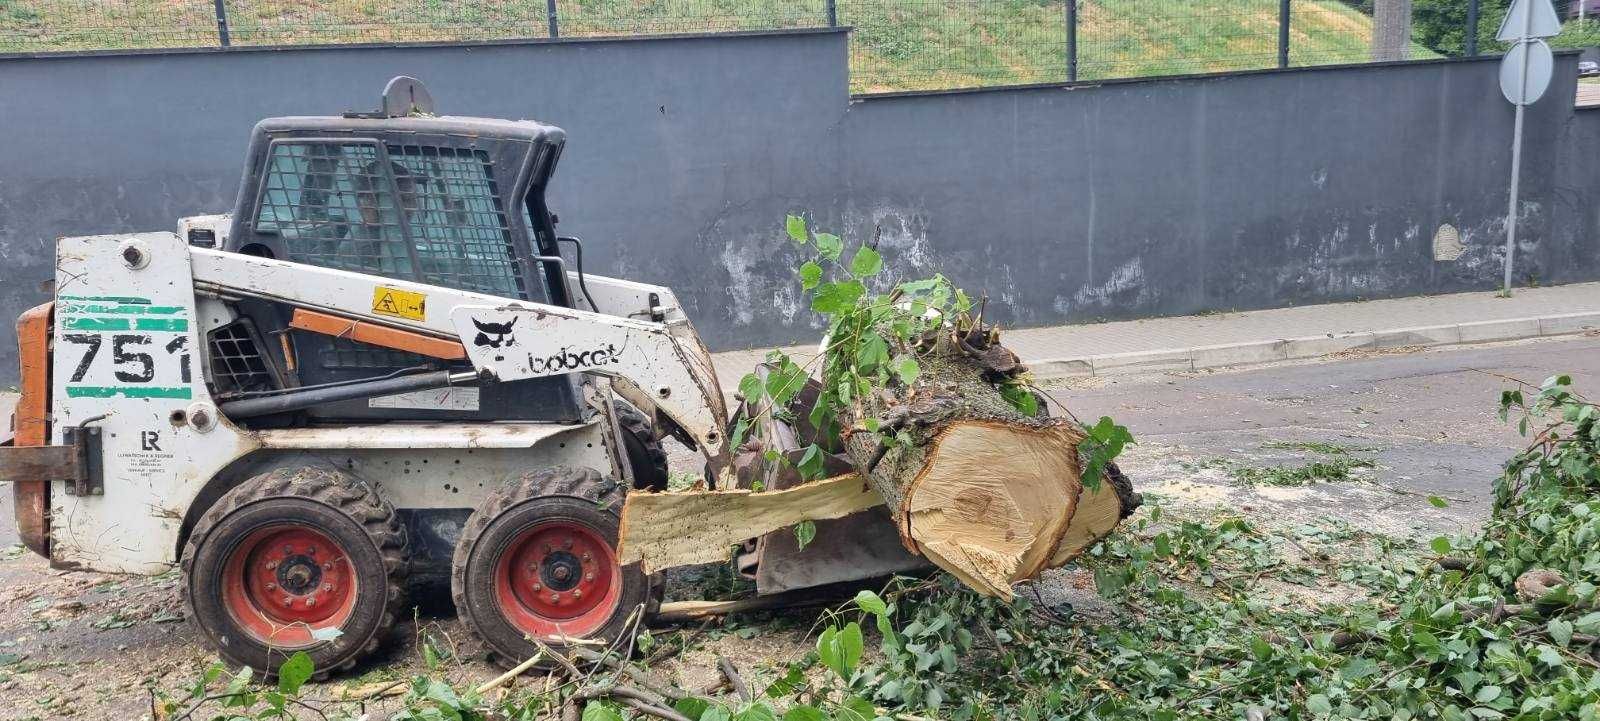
[{"xmin": 0, "ymin": 0, "xmax": 1441, "ymax": 92}]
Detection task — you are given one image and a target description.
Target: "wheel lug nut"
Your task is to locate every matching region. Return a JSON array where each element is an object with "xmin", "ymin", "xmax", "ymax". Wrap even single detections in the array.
[
  {"xmin": 573, "ymin": 589, "xmax": 582, "ymax": 599},
  {"xmin": 543, "ymin": 544, "xmax": 553, "ymax": 553},
  {"xmin": 550, "ymin": 593, "xmax": 560, "ymax": 603},
  {"xmin": 585, "ymin": 573, "xmax": 594, "ymax": 582},
  {"xmin": 282, "ymin": 596, "xmax": 294, "ymax": 607},
  {"xmin": 266, "ymin": 583, "xmax": 277, "ymax": 591},
  {"xmin": 532, "ymin": 583, "xmax": 542, "ymax": 591},
  {"xmin": 307, "ymin": 547, "xmax": 316, "ymax": 555},
  {"xmin": 322, "ymin": 584, "xmax": 332, "ymax": 592},
  {"xmin": 283, "ymin": 545, "xmax": 293, "ymax": 555},
  {"xmin": 582, "ymin": 552, "xmax": 591, "ymax": 562},
  {"xmin": 563, "ymin": 538, "xmax": 573, "ymax": 550},
  {"xmin": 322, "ymin": 562, "xmax": 333, "ymax": 570},
  {"xmin": 267, "ymin": 560, "xmax": 279, "ymax": 570},
  {"xmin": 306, "ymin": 597, "xmax": 316, "ymax": 607}
]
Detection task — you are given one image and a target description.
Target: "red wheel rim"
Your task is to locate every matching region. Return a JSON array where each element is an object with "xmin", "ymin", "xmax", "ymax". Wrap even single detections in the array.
[
  {"xmin": 493, "ymin": 520, "xmax": 621, "ymax": 639},
  {"xmin": 220, "ymin": 524, "xmax": 358, "ymax": 647}
]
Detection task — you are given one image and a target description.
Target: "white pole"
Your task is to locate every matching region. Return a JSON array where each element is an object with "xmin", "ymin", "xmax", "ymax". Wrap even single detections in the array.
[{"xmin": 1504, "ymin": 102, "xmax": 1525, "ymax": 294}]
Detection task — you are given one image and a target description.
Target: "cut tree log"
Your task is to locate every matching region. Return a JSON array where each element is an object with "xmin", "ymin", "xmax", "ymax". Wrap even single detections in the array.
[
  {"xmin": 617, "ymin": 329, "xmax": 1139, "ymax": 600},
  {"xmin": 836, "ymin": 330, "xmax": 1138, "ymax": 598}
]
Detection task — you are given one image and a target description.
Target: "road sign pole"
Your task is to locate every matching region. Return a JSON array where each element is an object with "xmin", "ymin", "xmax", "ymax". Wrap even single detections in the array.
[{"xmin": 1504, "ymin": 102, "xmax": 1524, "ymax": 294}]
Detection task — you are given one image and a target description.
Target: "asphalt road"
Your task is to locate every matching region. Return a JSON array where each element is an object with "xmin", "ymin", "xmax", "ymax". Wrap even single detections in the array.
[{"xmin": 1043, "ymin": 335, "xmax": 1600, "ymax": 537}]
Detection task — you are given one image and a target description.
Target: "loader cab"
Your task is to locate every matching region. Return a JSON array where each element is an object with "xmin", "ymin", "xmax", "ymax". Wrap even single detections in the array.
[{"xmin": 213, "ymin": 79, "xmax": 585, "ymax": 424}]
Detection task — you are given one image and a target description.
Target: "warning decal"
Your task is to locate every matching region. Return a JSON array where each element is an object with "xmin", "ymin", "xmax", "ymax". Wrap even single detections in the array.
[{"xmin": 372, "ymin": 286, "xmax": 427, "ymax": 321}]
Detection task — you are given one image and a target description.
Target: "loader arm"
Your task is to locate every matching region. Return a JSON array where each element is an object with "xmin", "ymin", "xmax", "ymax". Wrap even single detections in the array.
[{"xmin": 188, "ymin": 247, "xmax": 732, "ymax": 478}]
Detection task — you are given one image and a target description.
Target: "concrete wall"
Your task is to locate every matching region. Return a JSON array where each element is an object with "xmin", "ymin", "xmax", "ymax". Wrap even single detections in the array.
[{"xmin": 1, "ymin": 31, "xmax": 1595, "ymax": 384}]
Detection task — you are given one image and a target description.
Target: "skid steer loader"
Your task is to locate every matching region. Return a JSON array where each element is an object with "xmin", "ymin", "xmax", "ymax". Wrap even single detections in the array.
[{"xmin": 0, "ymin": 77, "xmax": 922, "ymax": 676}]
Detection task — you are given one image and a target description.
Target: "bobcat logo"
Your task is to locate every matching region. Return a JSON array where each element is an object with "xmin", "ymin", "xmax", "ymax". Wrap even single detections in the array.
[{"xmin": 472, "ymin": 317, "xmax": 517, "ymax": 349}]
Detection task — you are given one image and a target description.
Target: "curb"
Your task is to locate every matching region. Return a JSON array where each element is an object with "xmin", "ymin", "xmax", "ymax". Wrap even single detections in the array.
[{"xmin": 1028, "ymin": 311, "xmax": 1600, "ymax": 381}]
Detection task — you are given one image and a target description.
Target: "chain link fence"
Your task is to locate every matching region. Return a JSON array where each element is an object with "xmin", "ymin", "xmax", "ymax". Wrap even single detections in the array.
[{"xmin": 2, "ymin": 1, "xmax": 1594, "ymax": 92}]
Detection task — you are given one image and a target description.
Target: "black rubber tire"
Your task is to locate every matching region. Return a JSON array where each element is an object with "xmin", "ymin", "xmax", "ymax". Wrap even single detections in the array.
[
  {"xmin": 451, "ymin": 465, "xmax": 663, "ymax": 667},
  {"xmin": 615, "ymin": 402, "xmax": 670, "ymax": 491},
  {"xmin": 181, "ymin": 466, "xmax": 408, "ymax": 677}
]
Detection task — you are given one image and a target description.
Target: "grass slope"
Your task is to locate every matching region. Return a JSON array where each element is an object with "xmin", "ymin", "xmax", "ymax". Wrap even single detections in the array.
[{"xmin": 1, "ymin": 0, "xmax": 1438, "ymax": 91}]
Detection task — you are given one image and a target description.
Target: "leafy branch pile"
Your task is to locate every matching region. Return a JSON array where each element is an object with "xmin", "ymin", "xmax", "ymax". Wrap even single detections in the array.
[{"xmin": 724, "ymin": 216, "xmax": 1138, "ymax": 597}]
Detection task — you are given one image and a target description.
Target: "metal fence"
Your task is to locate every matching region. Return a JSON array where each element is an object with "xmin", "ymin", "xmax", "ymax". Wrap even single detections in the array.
[{"xmin": 0, "ymin": 1, "xmax": 1582, "ymax": 92}]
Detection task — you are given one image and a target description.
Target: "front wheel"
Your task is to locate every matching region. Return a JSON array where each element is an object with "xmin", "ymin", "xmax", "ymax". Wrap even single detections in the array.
[
  {"xmin": 182, "ymin": 467, "xmax": 408, "ymax": 676},
  {"xmin": 451, "ymin": 466, "xmax": 659, "ymax": 666}
]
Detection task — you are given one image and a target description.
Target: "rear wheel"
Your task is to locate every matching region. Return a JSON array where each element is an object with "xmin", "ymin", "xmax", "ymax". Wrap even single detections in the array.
[
  {"xmin": 615, "ymin": 402, "xmax": 669, "ymax": 491},
  {"xmin": 182, "ymin": 467, "xmax": 408, "ymax": 676},
  {"xmin": 452, "ymin": 466, "xmax": 660, "ymax": 666}
]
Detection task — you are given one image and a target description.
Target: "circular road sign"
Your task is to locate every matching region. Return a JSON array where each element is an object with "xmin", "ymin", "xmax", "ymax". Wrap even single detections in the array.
[{"xmin": 1500, "ymin": 39, "xmax": 1554, "ymax": 106}]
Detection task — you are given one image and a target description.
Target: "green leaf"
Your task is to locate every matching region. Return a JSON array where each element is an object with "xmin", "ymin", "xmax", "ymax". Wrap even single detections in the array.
[
  {"xmin": 854, "ymin": 590, "xmax": 888, "ymax": 616},
  {"xmin": 1340, "ymin": 657, "xmax": 1379, "ymax": 681},
  {"xmin": 782, "ymin": 707, "xmax": 825, "ymax": 721},
  {"xmin": 794, "ymin": 520, "xmax": 817, "ymax": 551},
  {"xmin": 1430, "ymin": 536, "xmax": 1453, "ymax": 555},
  {"xmin": 582, "ymin": 701, "xmax": 626, "ymax": 721},
  {"xmin": 848, "ymin": 246, "xmax": 883, "ymax": 278},
  {"xmin": 835, "ymin": 696, "xmax": 875, "ymax": 721},
  {"xmin": 1000, "ymin": 383, "xmax": 1038, "ymax": 416},
  {"xmin": 1537, "ymin": 645, "xmax": 1564, "ymax": 667},
  {"xmin": 798, "ymin": 260, "xmax": 823, "ymax": 290},
  {"xmin": 814, "ymin": 233, "xmax": 843, "ymax": 262},
  {"xmin": 786, "ymin": 215, "xmax": 807, "ymax": 244},
  {"xmin": 738, "ymin": 373, "xmax": 765, "ymax": 404},
  {"xmin": 1428, "ymin": 495, "xmax": 1450, "ymax": 508},
  {"xmin": 856, "ymin": 335, "xmax": 890, "ymax": 374},
  {"xmin": 797, "ymin": 444, "xmax": 824, "ymax": 480},
  {"xmin": 816, "ymin": 627, "xmax": 840, "ymax": 677},
  {"xmin": 1475, "ymin": 685, "xmax": 1503, "ymax": 703},
  {"xmin": 276, "ymin": 652, "xmax": 314, "ymax": 696},
  {"xmin": 1307, "ymin": 694, "xmax": 1333, "ymax": 715},
  {"xmin": 1549, "ymin": 618, "xmax": 1574, "ymax": 647},
  {"xmin": 764, "ymin": 357, "xmax": 808, "ymax": 408},
  {"xmin": 733, "ymin": 702, "xmax": 778, "ymax": 721},
  {"xmin": 892, "ymin": 355, "xmax": 920, "ymax": 386},
  {"xmin": 810, "ymin": 281, "xmax": 865, "ymax": 315},
  {"xmin": 838, "ymin": 621, "xmax": 864, "ymax": 675},
  {"xmin": 674, "ymin": 698, "xmax": 711, "ymax": 718}
]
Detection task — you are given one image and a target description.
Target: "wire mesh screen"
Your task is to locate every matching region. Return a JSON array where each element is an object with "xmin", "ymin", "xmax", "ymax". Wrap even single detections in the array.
[
  {"xmin": 386, "ymin": 144, "xmax": 526, "ymax": 298},
  {"xmin": 1, "ymin": 1, "xmax": 1575, "ymax": 93},
  {"xmin": 258, "ymin": 141, "xmax": 419, "ymax": 279}
]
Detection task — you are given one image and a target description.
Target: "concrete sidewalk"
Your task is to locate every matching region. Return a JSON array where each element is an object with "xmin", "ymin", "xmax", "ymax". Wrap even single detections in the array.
[{"xmin": 711, "ymin": 282, "xmax": 1600, "ymax": 383}]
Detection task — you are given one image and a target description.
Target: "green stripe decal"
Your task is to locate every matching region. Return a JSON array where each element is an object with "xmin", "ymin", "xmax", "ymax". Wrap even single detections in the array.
[
  {"xmin": 62, "ymin": 317, "xmax": 130, "ymax": 331},
  {"xmin": 134, "ymin": 318, "xmax": 188, "ymax": 331},
  {"xmin": 67, "ymin": 386, "xmax": 192, "ymax": 399},
  {"xmin": 60, "ymin": 303, "xmax": 184, "ymax": 316},
  {"xmin": 58, "ymin": 295, "xmax": 151, "ymax": 304}
]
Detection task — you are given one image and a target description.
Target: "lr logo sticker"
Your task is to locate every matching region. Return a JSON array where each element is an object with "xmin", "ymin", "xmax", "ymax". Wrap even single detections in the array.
[{"xmin": 372, "ymin": 286, "xmax": 427, "ymax": 321}]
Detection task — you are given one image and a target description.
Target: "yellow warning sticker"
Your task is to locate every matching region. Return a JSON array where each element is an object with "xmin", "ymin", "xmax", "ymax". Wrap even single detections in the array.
[{"xmin": 371, "ymin": 286, "xmax": 426, "ymax": 321}]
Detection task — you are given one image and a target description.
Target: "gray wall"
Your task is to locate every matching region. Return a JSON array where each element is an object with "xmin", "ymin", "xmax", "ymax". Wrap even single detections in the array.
[{"xmin": 1, "ymin": 31, "xmax": 1596, "ymax": 384}]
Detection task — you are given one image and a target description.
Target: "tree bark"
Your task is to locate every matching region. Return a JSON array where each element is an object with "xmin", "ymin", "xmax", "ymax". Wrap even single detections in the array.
[
  {"xmin": 1372, "ymin": 0, "xmax": 1414, "ymax": 62},
  {"xmin": 837, "ymin": 331, "xmax": 1136, "ymax": 598}
]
